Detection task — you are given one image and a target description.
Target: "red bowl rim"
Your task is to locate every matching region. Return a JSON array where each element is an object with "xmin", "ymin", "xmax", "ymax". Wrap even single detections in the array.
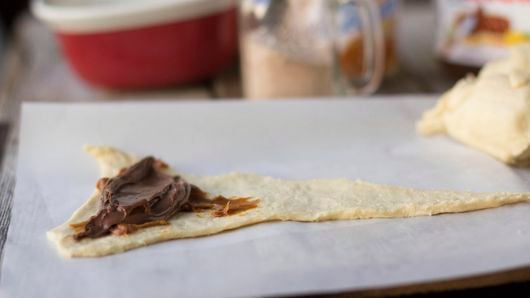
[{"xmin": 32, "ymin": 0, "xmax": 236, "ymax": 33}]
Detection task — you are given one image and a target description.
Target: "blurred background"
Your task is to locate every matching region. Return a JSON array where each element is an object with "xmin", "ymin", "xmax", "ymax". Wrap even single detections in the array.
[
  {"xmin": 2, "ymin": 0, "xmax": 528, "ymax": 117},
  {"xmin": 2, "ymin": 0, "xmax": 516, "ymax": 120}
]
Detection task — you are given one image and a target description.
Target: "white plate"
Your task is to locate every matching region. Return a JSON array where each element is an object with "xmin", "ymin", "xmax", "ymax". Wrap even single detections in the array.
[{"xmin": 2, "ymin": 97, "xmax": 530, "ymax": 297}]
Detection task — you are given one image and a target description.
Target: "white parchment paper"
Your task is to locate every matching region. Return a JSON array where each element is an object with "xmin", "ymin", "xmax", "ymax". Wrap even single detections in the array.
[{"xmin": 2, "ymin": 98, "xmax": 530, "ymax": 298}]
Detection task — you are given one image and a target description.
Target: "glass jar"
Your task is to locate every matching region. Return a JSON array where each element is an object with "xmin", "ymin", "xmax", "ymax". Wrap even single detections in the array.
[{"xmin": 239, "ymin": 0, "xmax": 387, "ymax": 99}]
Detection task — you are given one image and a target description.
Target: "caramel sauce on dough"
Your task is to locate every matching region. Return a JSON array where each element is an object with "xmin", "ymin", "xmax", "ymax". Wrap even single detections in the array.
[{"xmin": 71, "ymin": 157, "xmax": 259, "ymax": 239}]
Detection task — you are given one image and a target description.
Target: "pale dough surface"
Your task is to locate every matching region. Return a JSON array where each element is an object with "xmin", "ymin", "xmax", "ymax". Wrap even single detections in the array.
[
  {"xmin": 417, "ymin": 44, "xmax": 530, "ymax": 165},
  {"xmin": 48, "ymin": 146, "xmax": 530, "ymax": 257}
]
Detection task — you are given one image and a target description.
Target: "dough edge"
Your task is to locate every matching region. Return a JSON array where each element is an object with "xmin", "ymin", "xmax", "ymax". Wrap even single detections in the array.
[{"xmin": 47, "ymin": 145, "xmax": 530, "ymax": 258}]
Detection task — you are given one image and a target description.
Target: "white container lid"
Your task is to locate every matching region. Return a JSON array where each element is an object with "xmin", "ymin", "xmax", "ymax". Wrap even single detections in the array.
[{"xmin": 32, "ymin": 0, "xmax": 236, "ymax": 33}]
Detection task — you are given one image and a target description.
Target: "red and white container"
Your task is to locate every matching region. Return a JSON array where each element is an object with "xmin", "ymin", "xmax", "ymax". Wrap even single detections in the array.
[{"xmin": 32, "ymin": 0, "xmax": 238, "ymax": 89}]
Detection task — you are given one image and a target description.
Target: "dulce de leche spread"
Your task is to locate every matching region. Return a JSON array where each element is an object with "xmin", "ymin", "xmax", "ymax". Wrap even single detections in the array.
[{"xmin": 74, "ymin": 157, "xmax": 258, "ymax": 240}]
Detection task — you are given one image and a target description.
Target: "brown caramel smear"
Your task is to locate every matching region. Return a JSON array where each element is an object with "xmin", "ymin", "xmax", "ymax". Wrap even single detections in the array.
[
  {"xmin": 70, "ymin": 221, "xmax": 88, "ymax": 234},
  {"xmin": 111, "ymin": 220, "xmax": 169, "ymax": 236},
  {"xmin": 185, "ymin": 185, "xmax": 259, "ymax": 217},
  {"xmin": 72, "ymin": 158, "xmax": 259, "ymax": 240}
]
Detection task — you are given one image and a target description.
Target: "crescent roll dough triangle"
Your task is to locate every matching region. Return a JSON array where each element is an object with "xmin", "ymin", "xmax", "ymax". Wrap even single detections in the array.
[{"xmin": 47, "ymin": 145, "xmax": 530, "ymax": 258}]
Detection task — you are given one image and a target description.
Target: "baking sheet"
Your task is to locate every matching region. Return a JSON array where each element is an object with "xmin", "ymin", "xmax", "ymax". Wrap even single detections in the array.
[{"xmin": 2, "ymin": 97, "xmax": 530, "ymax": 298}]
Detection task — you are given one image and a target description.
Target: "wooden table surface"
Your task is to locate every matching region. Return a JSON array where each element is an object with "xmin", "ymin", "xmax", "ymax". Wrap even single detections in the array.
[{"xmin": 1, "ymin": 1, "xmax": 529, "ymax": 296}]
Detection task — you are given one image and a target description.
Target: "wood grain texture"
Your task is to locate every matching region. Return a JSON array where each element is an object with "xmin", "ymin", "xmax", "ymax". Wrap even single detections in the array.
[{"xmin": 0, "ymin": 124, "xmax": 15, "ymax": 266}]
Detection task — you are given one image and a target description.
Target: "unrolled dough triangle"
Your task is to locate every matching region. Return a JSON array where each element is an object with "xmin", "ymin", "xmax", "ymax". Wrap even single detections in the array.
[{"xmin": 47, "ymin": 146, "xmax": 530, "ymax": 257}]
